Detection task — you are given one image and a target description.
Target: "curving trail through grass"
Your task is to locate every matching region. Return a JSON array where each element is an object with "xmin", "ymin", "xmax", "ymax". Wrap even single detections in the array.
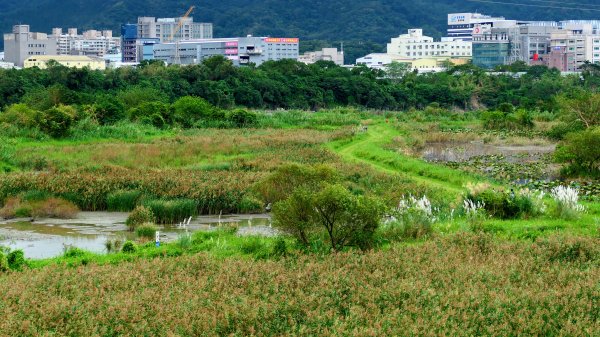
[{"xmin": 327, "ymin": 122, "xmax": 483, "ymax": 196}]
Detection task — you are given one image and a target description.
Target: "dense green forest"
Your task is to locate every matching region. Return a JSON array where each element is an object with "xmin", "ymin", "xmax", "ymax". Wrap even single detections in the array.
[{"xmin": 3, "ymin": 0, "xmax": 600, "ymax": 62}]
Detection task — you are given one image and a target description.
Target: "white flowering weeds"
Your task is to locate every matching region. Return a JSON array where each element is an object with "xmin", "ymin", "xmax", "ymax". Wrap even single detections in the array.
[
  {"xmin": 551, "ymin": 186, "xmax": 585, "ymax": 218},
  {"xmin": 463, "ymin": 199, "xmax": 485, "ymax": 215},
  {"xmin": 398, "ymin": 195, "xmax": 435, "ymax": 218}
]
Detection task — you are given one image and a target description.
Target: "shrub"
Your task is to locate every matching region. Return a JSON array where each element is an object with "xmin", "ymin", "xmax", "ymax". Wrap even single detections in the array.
[
  {"xmin": 106, "ymin": 190, "xmax": 141, "ymax": 212},
  {"xmin": 126, "ymin": 206, "xmax": 155, "ymax": 231},
  {"xmin": 121, "ymin": 241, "xmax": 138, "ymax": 254},
  {"xmin": 546, "ymin": 122, "xmax": 584, "ymax": 141},
  {"xmin": 481, "ymin": 109, "xmax": 534, "ymax": 130},
  {"xmin": 554, "ymin": 127, "xmax": 600, "ymax": 177},
  {"xmin": 226, "ymin": 108, "xmax": 258, "ymax": 127},
  {"xmin": 142, "ymin": 199, "xmax": 197, "ymax": 225},
  {"xmin": 136, "ymin": 224, "xmax": 158, "ymax": 239},
  {"xmin": 255, "ymin": 163, "xmax": 340, "ymax": 204},
  {"xmin": 466, "ymin": 184, "xmax": 535, "ymax": 220},
  {"xmin": 172, "ymin": 96, "xmax": 214, "ymax": 128},
  {"xmin": 7, "ymin": 250, "xmax": 25, "ymax": 271},
  {"xmin": 37, "ymin": 105, "xmax": 76, "ymax": 138}
]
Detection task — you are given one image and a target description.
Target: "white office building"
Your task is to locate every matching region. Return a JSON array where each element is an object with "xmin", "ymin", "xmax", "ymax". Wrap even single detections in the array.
[
  {"xmin": 448, "ymin": 13, "xmax": 521, "ymax": 41},
  {"xmin": 387, "ymin": 29, "xmax": 472, "ymax": 59}
]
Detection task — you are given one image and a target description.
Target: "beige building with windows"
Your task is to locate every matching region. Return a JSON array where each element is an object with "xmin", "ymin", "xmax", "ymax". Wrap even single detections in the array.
[{"xmin": 24, "ymin": 55, "xmax": 106, "ymax": 70}]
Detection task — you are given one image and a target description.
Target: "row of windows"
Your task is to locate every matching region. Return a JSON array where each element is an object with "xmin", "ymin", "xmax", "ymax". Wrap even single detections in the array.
[
  {"xmin": 27, "ymin": 44, "xmax": 46, "ymax": 48},
  {"xmin": 405, "ymin": 45, "xmax": 470, "ymax": 50},
  {"xmin": 406, "ymin": 51, "xmax": 470, "ymax": 56}
]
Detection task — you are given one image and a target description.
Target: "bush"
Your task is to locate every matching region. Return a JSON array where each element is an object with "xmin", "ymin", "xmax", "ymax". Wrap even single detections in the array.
[
  {"xmin": 7, "ymin": 250, "xmax": 25, "ymax": 271},
  {"xmin": 466, "ymin": 185, "xmax": 535, "ymax": 220},
  {"xmin": 142, "ymin": 199, "xmax": 197, "ymax": 225},
  {"xmin": 481, "ymin": 109, "xmax": 534, "ymax": 130},
  {"xmin": 136, "ymin": 224, "xmax": 158, "ymax": 239},
  {"xmin": 106, "ymin": 190, "xmax": 142, "ymax": 212},
  {"xmin": 121, "ymin": 241, "xmax": 138, "ymax": 254},
  {"xmin": 126, "ymin": 206, "xmax": 155, "ymax": 231},
  {"xmin": 226, "ymin": 108, "xmax": 258, "ymax": 127},
  {"xmin": 37, "ymin": 105, "xmax": 76, "ymax": 138},
  {"xmin": 554, "ymin": 127, "xmax": 600, "ymax": 177},
  {"xmin": 547, "ymin": 122, "xmax": 584, "ymax": 141},
  {"xmin": 172, "ymin": 96, "xmax": 214, "ymax": 128}
]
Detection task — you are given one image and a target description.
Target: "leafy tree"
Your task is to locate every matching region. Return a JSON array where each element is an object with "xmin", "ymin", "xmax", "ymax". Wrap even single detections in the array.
[
  {"xmin": 273, "ymin": 184, "xmax": 384, "ymax": 251},
  {"xmin": 557, "ymin": 93, "xmax": 600, "ymax": 129},
  {"xmin": 385, "ymin": 61, "xmax": 410, "ymax": 82},
  {"xmin": 255, "ymin": 164, "xmax": 340, "ymax": 204},
  {"xmin": 93, "ymin": 96, "xmax": 126, "ymax": 125}
]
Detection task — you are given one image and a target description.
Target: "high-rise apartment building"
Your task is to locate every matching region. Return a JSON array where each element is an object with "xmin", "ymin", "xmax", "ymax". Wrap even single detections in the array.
[
  {"xmin": 50, "ymin": 28, "xmax": 119, "ymax": 57},
  {"xmin": 3, "ymin": 25, "xmax": 57, "ymax": 67}
]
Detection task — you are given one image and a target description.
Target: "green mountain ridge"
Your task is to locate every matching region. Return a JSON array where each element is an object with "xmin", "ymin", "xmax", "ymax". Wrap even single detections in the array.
[{"xmin": 2, "ymin": 0, "xmax": 600, "ymax": 61}]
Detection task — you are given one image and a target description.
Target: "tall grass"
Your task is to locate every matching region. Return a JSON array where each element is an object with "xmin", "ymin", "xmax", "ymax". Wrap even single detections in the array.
[
  {"xmin": 106, "ymin": 190, "xmax": 142, "ymax": 212},
  {"xmin": 143, "ymin": 198, "xmax": 198, "ymax": 224},
  {"xmin": 0, "ymin": 234, "xmax": 597, "ymax": 335}
]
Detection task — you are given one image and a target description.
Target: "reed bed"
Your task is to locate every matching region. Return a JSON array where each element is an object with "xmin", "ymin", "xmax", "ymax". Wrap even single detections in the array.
[{"xmin": 0, "ymin": 234, "xmax": 597, "ymax": 336}]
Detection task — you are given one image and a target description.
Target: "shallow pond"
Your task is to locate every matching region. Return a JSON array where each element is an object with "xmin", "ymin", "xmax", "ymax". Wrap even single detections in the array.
[
  {"xmin": 422, "ymin": 141, "xmax": 555, "ymax": 163},
  {"xmin": 0, "ymin": 212, "xmax": 273, "ymax": 259}
]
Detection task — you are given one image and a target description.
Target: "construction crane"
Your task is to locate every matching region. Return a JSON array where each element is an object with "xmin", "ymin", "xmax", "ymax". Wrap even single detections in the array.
[{"xmin": 171, "ymin": 5, "xmax": 195, "ymax": 65}]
